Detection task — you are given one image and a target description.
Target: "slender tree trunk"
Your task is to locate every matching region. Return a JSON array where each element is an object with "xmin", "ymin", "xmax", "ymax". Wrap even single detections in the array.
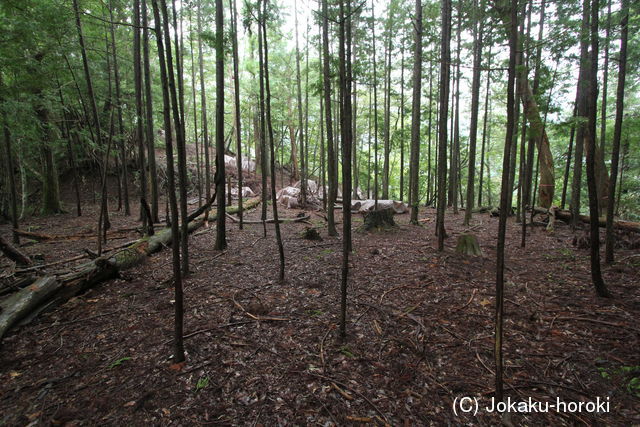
[
  {"xmin": 189, "ymin": 7, "xmax": 202, "ymax": 208},
  {"xmin": 214, "ymin": 0, "xmax": 226, "ymax": 250},
  {"xmin": 142, "ymin": 0, "xmax": 159, "ymax": 222},
  {"xmin": 409, "ymin": 0, "xmax": 423, "ymax": 225},
  {"xmin": 605, "ymin": 0, "xmax": 628, "ymax": 264},
  {"xmin": 495, "ymin": 0, "xmax": 518, "ymax": 402},
  {"xmin": 382, "ymin": 5, "xmax": 393, "ymax": 200},
  {"xmin": 72, "ymin": 0, "xmax": 108, "ymax": 253},
  {"xmin": 322, "ymin": 0, "xmax": 337, "ymax": 235},
  {"xmin": 478, "ymin": 49, "xmax": 491, "ymax": 207},
  {"xmin": 262, "ymin": 0, "xmax": 285, "ymax": 281},
  {"xmin": 108, "ymin": 0, "xmax": 130, "ymax": 216},
  {"xmin": 451, "ymin": 6, "xmax": 461, "ymax": 214},
  {"xmin": 399, "ymin": 42, "xmax": 406, "ymax": 202},
  {"xmin": 371, "ymin": 0, "xmax": 379, "ymax": 208},
  {"xmin": 230, "ymin": 0, "xmax": 243, "ymax": 228},
  {"xmin": 133, "ymin": 0, "xmax": 148, "ymax": 226},
  {"xmin": 294, "ymin": 0, "xmax": 307, "ymax": 205},
  {"xmin": 151, "ymin": 0, "xmax": 184, "ymax": 362},
  {"xmin": 257, "ymin": 6, "xmax": 268, "ymax": 236},
  {"xmin": 584, "ymin": 0, "xmax": 610, "ymax": 297},
  {"xmin": 570, "ymin": 0, "xmax": 591, "ymax": 230},
  {"xmin": 160, "ymin": 0, "xmax": 190, "ymax": 272},
  {"xmin": 561, "ymin": 101, "xmax": 578, "ymax": 210},
  {"xmin": 197, "ymin": 0, "xmax": 212, "ymax": 215},
  {"xmin": 436, "ymin": 0, "xmax": 451, "ymax": 250},
  {"xmin": 464, "ymin": 1, "xmax": 483, "ymax": 226}
]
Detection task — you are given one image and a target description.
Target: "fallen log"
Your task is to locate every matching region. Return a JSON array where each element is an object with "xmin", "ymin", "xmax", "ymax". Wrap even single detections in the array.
[
  {"xmin": 0, "ymin": 197, "xmax": 261, "ymax": 342},
  {"xmin": 225, "ymin": 213, "xmax": 310, "ymax": 224},
  {"xmin": 0, "ymin": 276, "xmax": 61, "ymax": 340},
  {"xmin": 14, "ymin": 228, "xmax": 139, "ymax": 242},
  {"xmin": 532, "ymin": 207, "xmax": 640, "ymax": 233},
  {"xmin": 0, "ymin": 235, "xmax": 31, "ymax": 265}
]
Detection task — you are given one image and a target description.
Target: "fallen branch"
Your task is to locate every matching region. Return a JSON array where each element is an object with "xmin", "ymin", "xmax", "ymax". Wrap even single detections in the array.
[
  {"xmin": 0, "ymin": 197, "xmax": 261, "ymax": 342},
  {"xmin": 0, "ymin": 235, "xmax": 31, "ymax": 265},
  {"xmin": 532, "ymin": 207, "xmax": 640, "ymax": 233}
]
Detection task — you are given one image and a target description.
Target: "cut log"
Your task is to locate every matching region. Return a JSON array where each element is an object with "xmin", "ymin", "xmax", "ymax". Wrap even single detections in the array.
[
  {"xmin": 455, "ymin": 234, "xmax": 483, "ymax": 256},
  {"xmin": 0, "ymin": 276, "xmax": 61, "ymax": 340},
  {"xmin": 0, "ymin": 234, "xmax": 31, "ymax": 265},
  {"xmin": 0, "ymin": 197, "xmax": 261, "ymax": 341},
  {"xmin": 532, "ymin": 207, "xmax": 640, "ymax": 233}
]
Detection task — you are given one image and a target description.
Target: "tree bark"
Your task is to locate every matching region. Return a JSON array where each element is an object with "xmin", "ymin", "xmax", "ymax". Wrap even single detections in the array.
[
  {"xmin": 230, "ymin": 0, "xmax": 243, "ymax": 229},
  {"xmin": 436, "ymin": 0, "xmax": 451, "ymax": 250},
  {"xmin": 261, "ymin": 0, "xmax": 285, "ymax": 280},
  {"xmin": 584, "ymin": 0, "xmax": 610, "ymax": 297},
  {"xmin": 214, "ymin": 0, "xmax": 226, "ymax": 250},
  {"xmin": 322, "ymin": 0, "xmax": 337, "ymax": 235},
  {"xmin": 142, "ymin": 0, "xmax": 159, "ymax": 222},
  {"xmin": 495, "ymin": 0, "xmax": 518, "ymax": 402},
  {"xmin": 605, "ymin": 0, "xmax": 628, "ymax": 263},
  {"xmin": 464, "ymin": 0, "xmax": 483, "ymax": 226},
  {"xmin": 409, "ymin": 0, "xmax": 423, "ymax": 225}
]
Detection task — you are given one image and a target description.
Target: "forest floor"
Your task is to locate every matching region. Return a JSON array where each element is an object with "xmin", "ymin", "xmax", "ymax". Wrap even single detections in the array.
[{"xmin": 1, "ymin": 196, "xmax": 639, "ymax": 426}]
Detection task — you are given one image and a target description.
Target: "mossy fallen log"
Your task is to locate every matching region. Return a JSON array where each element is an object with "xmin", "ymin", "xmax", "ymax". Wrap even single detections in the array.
[
  {"xmin": 0, "ymin": 276, "xmax": 61, "ymax": 340},
  {"xmin": 0, "ymin": 197, "xmax": 261, "ymax": 342}
]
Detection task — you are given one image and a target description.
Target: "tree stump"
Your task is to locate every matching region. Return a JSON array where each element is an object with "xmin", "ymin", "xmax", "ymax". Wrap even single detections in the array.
[
  {"xmin": 455, "ymin": 233, "xmax": 482, "ymax": 256},
  {"xmin": 361, "ymin": 208, "xmax": 396, "ymax": 232},
  {"xmin": 302, "ymin": 227, "xmax": 322, "ymax": 241}
]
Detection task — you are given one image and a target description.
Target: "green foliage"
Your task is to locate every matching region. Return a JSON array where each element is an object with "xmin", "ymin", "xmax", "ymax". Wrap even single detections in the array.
[
  {"xmin": 195, "ymin": 375, "xmax": 210, "ymax": 391},
  {"xmin": 108, "ymin": 356, "xmax": 132, "ymax": 369}
]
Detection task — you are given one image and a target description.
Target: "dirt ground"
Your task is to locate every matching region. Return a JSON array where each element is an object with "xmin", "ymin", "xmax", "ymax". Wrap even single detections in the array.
[{"xmin": 1, "ymin": 196, "xmax": 639, "ymax": 426}]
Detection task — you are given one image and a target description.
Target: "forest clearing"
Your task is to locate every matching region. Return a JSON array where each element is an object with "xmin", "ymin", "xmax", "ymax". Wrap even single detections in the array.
[
  {"xmin": 1, "ymin": 196, "xmax": 639, "ymax": 425},
  {"xmin": 1, "ymin": 0, "xmax": 639, "ymax": 424}
]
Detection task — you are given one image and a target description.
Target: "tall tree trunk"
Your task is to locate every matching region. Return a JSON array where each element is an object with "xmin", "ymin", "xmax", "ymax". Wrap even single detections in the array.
[
  {"xmin": 189, "ymin": 7, "xmax": 202, "ymax": 208},
  {"xmin": 382, "ymin": 4, "xmax": 393, "ymax": 200},
  {"xmin": 561, "ymin": 101, "xmax": 578, "ymax": 210},
  {"xmin": 108, "ymin": 0, "xmax": 130, "ymax": 216},
  {"xmin": 230, "ymin": 0, "xmax": 243, "ymax": 228},
  {"xmin": 143, "ymin": 0, "xmax": 159, "ymax": 222},
  {"xmin": 1, "ymin": 77, "xmax": 19, "ymax": 243},
  {"xmin": 72, "ymin": 0, "xmax": 108, "ymax": 253},
  {"xmin": 464, "ymin": 0, "xmax": 483, "ymax": 226},
  {"xmin": 495, "ymin": 3, "xmax": 554, "ymax": 208},
  {"xmin": 409, "ymin": 0, "xmax": 423, "ymax": 225},
  {"xmin": 478, "ymin": 48, "xmax": 491, "ymax": 207},
  {"xmin": 197, "ymin": 0, "xmax": 212, "ymax": 214},
  {"xmin": 133, "ymin": 0, "xmax": 148, "ymax": 226},
  {"xmin": 399, "ymin": 41, "xmax": 406, "ymax": 202},
  {"xmin": 436, "ymin": 0, "xmax": 451, "ymax": 250},
  {"xmin": 584, "ymin": 0, "xmax": 610, "ymax": 297},
  {"xmin": 495, "ymin": 0, "xmax": 518, "ymax": 402},
  {"xmin": 321, "ymin": 0, "xmax": 337, "ymax": 235},
  {"xmin": 451, "ymin": 6, "xmax": 461, "ymax": 214},
  {"xmin": 605, "ymin": 0, "xmax": 628, "ymax": 264},
  {"xmin": 261, "ymin": 0, "xmax": 285, "ymax": 281},
  {"xmin": 371, "ymin": 0, "xmax": 379, "ymax": 208},
  {"xmin": 570, "ymin": 0, "xmax": 591, "ymax": 230},
  {"xmin": 257, "ymin": 4, "xmax": 268, "ymax": 236},
  {"xmin": 214, "ymin": 0, "xmax": 227, "ymax": 250},
  {"xmin": 294, "ymin": 0, "xmax": 307, "ymax": 205},
  {"xmin": 160, "ymin": 0, "xmax": 190, "ymax": 272},
  {"xmin": 151, "ymin": 0, "xmax": 184, "ymax": 362}
]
